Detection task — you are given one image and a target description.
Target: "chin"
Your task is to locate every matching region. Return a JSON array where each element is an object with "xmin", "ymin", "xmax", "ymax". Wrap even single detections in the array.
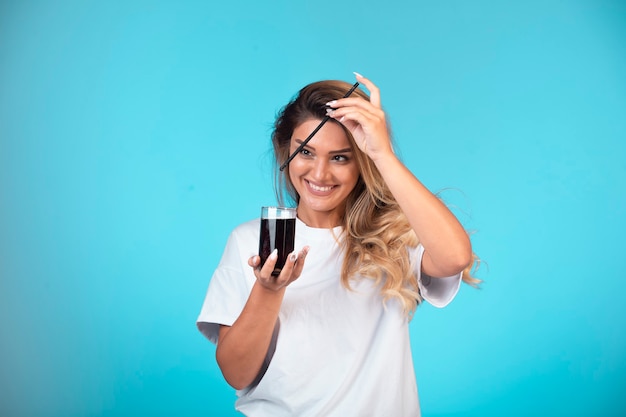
[{"xmin": 304, "ymin": 200, "xmax": 337, "ymax": 213}]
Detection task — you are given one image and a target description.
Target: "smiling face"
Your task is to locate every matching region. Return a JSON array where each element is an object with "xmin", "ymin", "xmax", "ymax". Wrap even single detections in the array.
[{"xmin": 288, "ymin": 119, "xmax": 361, "ymax": 228}]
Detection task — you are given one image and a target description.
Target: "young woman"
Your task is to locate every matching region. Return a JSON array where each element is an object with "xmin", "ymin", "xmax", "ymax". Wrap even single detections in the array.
[{"xmin": 197, "ymin": 73, "xmax": 479, "ymax": 416}]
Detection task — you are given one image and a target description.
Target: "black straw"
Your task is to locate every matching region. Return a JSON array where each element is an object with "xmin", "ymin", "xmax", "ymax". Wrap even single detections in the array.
[{"xmin": 279, "ymin": 81, "xmax": 360, "ymax": 171}]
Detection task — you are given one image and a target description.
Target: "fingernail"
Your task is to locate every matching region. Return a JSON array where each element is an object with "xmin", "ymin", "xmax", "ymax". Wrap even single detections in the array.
[
  {"xmin": 326, "ymin": 108, "xmax": 335, "ymax": 116},
  {"xmin": 289, "ymin": 252, "xmax": 298, "ymax": 262},
  {"xmin": 339, "ymin": 116, "xmax": 345, "ymax": 123},
  {"xmin": 353, "ymin": 71, "xmax": 363, "ymax": 78},
  {"xmin": 326, "ymin": 100, "xmax": 337, "ymax": 107},
  {"xmin": 270, "ymin": 249, "xmax": 278, "ymax": 260}
]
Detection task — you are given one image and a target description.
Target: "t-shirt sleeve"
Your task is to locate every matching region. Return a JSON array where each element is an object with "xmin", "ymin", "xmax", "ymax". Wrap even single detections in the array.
[
  {"xmin": 412, "ymin": 244, "xmax": 462, "ymax": 308},
  {"xmin": 196, "ymin": 230, "xmax": 254, "ymax": 344}
]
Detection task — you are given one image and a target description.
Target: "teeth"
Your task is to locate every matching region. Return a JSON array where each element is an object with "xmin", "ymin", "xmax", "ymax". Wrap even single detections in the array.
[{"xmin": 309, "ymin": 182, "xmax": 333, "ymax": 192}]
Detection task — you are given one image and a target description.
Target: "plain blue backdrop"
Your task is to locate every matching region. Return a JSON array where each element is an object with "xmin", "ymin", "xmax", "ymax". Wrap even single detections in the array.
[{"xmin": 1, "ymin": 1, "xmax": 625, "ymax": 416}]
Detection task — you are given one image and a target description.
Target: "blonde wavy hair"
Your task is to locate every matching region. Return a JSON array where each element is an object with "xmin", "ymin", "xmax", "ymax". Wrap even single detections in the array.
[{"xmin": 272, "ymin": 80, "xmax": 480, "ymax": 316}]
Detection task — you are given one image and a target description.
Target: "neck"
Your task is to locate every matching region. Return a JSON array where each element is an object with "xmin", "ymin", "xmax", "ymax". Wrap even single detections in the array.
[{"xmin": 297, "ymin": 208, "xmax": 344, "ymax": 229}]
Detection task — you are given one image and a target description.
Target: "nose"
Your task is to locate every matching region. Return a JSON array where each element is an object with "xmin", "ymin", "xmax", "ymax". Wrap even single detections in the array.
[{"xmin": 310, "ymin": 157, "xmax": 331, "ymax": 182}]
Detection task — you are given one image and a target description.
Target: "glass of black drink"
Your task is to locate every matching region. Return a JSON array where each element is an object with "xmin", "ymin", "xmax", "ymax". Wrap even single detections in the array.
[{"xmin": 259, "ymin": 207, "xmax": 297, "ymax": 276}]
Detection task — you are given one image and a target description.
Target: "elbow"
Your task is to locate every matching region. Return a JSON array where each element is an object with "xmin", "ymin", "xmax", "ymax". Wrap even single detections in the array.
[
  {"xmin": 437, "ymin": 255, "xmax": 471, "ymax": 278},
  {"xmin": 216, "ymin": 348, "xmax": 256, "ymax": 391},
  {"xmin": 224, "ymin": 375, "xmax": 251, "ymax": 391},
  {"xmin": 423, "ymin": 239, "xmax": 473, "ymax": 278},
  {"xmin": 441, "ymin": 244, "xmax": 473, "ymax": 277},
  {"xmin": 452, "ymin": 243, "xmax": 473, "ymax": 274},
  {"xmin": 455, "ymin": 251, "xmax": 473, "ymax": 275}
]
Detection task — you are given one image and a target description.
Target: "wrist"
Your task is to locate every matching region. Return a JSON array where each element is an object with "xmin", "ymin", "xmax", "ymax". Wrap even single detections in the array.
[
  {"xmin": 371, "ymin": 150, "xmax": 399, "ymax": 169},
  {"xmin": 247, "ymin": 282, "xmax": 285, "ymax": 317},
  {"xmin": 253, "ymin": 280, "xmax": 286, "ymax": 298}
]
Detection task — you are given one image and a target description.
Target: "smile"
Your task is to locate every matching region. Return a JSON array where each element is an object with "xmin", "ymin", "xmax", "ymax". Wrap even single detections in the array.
[{"xmin": 306, "ymin": 180, "xmax": 336, "ymax": 194}]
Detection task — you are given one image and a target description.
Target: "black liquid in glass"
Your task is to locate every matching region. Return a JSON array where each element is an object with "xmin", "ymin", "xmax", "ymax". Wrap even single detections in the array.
[{"xmin": 259, "ymin": 218, "xmax": 296, "ymax": 276}]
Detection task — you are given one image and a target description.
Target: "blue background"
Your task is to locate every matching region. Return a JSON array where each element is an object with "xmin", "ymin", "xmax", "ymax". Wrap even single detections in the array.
[{"xmin": 1, "ymin": 1, "xmax": 625, "ymax": 416}]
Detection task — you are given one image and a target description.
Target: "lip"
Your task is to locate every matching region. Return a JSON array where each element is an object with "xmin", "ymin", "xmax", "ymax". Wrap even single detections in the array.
[{"xmin": 305, "ymin": 180, "xmax": 337, "ymax": 196}]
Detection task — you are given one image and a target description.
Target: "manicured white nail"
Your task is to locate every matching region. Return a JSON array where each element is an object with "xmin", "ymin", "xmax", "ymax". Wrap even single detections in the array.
[
  {"xmin": 326, "ymin": 100, "xmax": 337, "ymax": 107},
  {"xmin": 270, "ymin": 249, "xmax": 278, "ymax": 260},
  {"xmin": 353, "ymin": 71, "xmax": 363, "ymax": 78},
  {"xmin": 289, "ymin": 252, "xmax": 298, "ymax": 262},
  {"xmin": 326, "ymin": 108, "xmax": 335, "ymax": 116}
]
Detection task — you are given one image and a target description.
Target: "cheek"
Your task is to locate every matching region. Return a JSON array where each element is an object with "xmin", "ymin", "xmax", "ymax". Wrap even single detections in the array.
[
  {"xmin": 342, "ymin": 164, "xmax": 360, "ymax": 186},
  {"xmin": 287, "ymin": 159, "xmax": 304, "ymax": 181},
  {"xmin": 286, "ymin": 167, "xmax": 296, "ymax": 184},
  {"xmin": 287, "ymin": 164, "xmax": 305, "ymax": 195}
]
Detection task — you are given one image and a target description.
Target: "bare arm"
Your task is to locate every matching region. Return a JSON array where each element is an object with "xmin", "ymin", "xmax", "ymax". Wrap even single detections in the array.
[
  {"xmin": 327, "ymin": 73, "xmax": 471, "ymax": 277},
  {"xmin": 373, "ymin": 154, "xmax": 472, "ymax": 277},
  {"xmin": 215, "ymin": 247, "xmax": 309, "ymax": 390}
]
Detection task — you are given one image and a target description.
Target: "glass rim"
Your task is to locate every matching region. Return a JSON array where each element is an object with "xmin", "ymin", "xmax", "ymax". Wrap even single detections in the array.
[{"xmin": 261, "ymin": 206, "xmax": 297, "ymax": 219}]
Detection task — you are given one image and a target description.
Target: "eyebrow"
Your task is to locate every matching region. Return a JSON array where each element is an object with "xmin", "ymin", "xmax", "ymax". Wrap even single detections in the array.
[{"xmin": 295, "ymin": 140, "xmax": 352, "ymax": 154}]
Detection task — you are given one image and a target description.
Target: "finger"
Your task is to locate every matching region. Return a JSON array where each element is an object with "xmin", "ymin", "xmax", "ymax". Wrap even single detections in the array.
[
  {"xmin": 248, "ymin": 255, "xmax": 261, "ymax": 268},
  {"xmin": 291, "ymin": 246, "xmax": 310, "ymax": 277},
  {"xmin": 259, "ymin": 249, "xmax": 278, "ymax": 278},
  {"xmin": 326, "ymin": 101, "xmax": 385, "ymax": 123},
  {"xmin": 354, "ymin": 72, "xmax": 381, "ymax": 108},
  {"xmin": 331, "ymin": 109, "xmax": 378, "ymax": 129},
  {"xmin": 274, "ymin": 250, "xmax": 298, "ymax": 286},
  {"xmin": 327, "ymin": 106, "xmax": 378, "ymax": 123},
  {"xmin": 326, "ymin": 97, "xmax": 378, "ymax": 112},
  {"xmin": 249, "ymin": 255, "xmax": 264, "ymax": 280}
]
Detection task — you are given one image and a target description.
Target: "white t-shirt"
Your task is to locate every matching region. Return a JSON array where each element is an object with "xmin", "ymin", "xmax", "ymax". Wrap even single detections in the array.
[{"xmin": 197, "ymin": 217, "xmax": 462, "ymax": 417}]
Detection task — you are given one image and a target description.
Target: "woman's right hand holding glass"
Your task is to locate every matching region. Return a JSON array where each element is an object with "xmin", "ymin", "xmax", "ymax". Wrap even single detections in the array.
[{"xmin": 248, "ymin": 246, "xmax": 310, "ymax": 291}]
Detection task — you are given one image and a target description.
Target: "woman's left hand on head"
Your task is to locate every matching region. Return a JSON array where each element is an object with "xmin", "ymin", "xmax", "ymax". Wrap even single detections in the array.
[{"xmin": 326, "ymin": 73, "xmax": 394, "ymax": 162}]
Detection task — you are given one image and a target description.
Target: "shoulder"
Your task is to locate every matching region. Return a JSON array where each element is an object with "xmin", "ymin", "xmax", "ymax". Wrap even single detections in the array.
[
  {"xmin": 221, "ymin": 218, "xmax": 260, "ymax": 256},
  {"xmin": 231, "ymin": 218, "xmax": 259, "ymax": 237},
  {"xmin": 215, "ymin": 218, "xmax": 260, "ymax": 270}
]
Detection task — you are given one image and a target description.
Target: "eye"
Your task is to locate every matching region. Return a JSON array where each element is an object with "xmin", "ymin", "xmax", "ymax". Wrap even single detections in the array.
[
  {"xmin": 300, "ymin": 148, "xmax": 312, "ymax": 157},
  {"xmin": 332, "ymin": 155, "xmax": 349, "ymax": 162}
]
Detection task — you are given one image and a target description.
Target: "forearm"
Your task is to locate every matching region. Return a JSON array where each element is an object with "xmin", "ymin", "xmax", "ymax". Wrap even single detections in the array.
[
  {"xmin": 216, "ymin": 281, "xmax": 285, "ymax": 389},
  {"xmin": 373, "ymin": 153, "xmax": 472, "ymax": 276}
]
